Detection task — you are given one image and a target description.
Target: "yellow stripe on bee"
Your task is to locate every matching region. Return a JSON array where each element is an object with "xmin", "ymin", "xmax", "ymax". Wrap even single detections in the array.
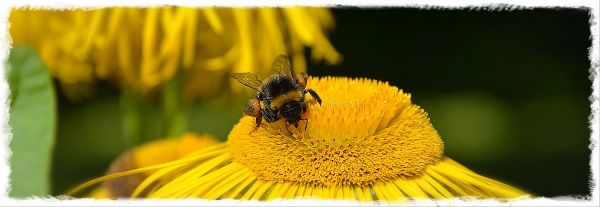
[{"xmin": 270, "ymin": 90, "xmax": 303, "ymax": 109}]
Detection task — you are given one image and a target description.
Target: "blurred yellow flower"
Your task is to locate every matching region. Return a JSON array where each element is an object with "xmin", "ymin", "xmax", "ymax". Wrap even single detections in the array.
[
  {"xmin": 74, "ymin": 77, "xmax": 528, "ymax": 202},
  {"xmin": 88, "ymin": 132, "xmax": 219, "ymax": 199},
  {"xmin": 9, "ymin": 7, "xmax": 341, "ymax": 101}
]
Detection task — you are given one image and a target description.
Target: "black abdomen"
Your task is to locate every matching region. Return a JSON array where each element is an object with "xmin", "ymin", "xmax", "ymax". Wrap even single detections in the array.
[{"xmin": 263, "ymin": 76, "xmax": 297, "ymax": 98}]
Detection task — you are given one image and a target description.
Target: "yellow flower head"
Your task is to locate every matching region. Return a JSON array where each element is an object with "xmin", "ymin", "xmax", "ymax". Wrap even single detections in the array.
[
  {"xmin": 73, "ymin": 77, "xmax": 528, "ymax": 202},
  {"xmin": 88, "ymin": 133, "xmax": 219, "ymax": 199},
  {"xmin": 229, "ymin": 77, "xmax": 443, "ymax": 186},
  {"xmin": 9, "ymin": 7, "xmax": 341, "ymax": 101}
]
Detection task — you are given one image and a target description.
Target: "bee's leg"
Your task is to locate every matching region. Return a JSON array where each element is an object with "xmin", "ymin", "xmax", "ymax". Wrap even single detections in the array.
[
  {"xmin": 305, "ymin": 119, "xmax": 308, "ymax": 130},
  {"xmin": 284, "ymin": 121, "xmax": 293, "ymax": 135},
  {"xmin": 253, "ymin": 115, "xmax": 262, "ymax": 131},
  {"xmin": 300, "ymin": 100, "xmax": 308, "ymax": 113},
  {"xmin": 300, "ymin": 118, "xmax": 309, "ymax": 130},
  {"xmin": 306, "ymin": 89, "xmax": 322, "ymax": 105},
  {"xmin": 293, "ymin": 122, "xmax": 299, "ymax": 128}
]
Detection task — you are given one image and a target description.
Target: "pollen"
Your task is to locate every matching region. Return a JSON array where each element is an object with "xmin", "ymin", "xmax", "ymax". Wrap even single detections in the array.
[{"xmin": 228, "ymin": 77, "xmax": 444, "ymax": 186}]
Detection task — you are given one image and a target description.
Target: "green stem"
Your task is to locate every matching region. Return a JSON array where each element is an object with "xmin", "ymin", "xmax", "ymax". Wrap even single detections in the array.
[
  {"xmin": 120, "ymin": 88, "xmax": 141, "ymax": 147},
  {"xmin": 162, "ymin": 71, "xmax": 187, "ymax": 138}
]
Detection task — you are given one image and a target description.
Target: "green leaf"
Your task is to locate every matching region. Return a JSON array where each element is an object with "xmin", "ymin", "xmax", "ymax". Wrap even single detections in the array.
[{"xmin": 7, "ymin": 46, "xmax": 56, "ymax": 198}]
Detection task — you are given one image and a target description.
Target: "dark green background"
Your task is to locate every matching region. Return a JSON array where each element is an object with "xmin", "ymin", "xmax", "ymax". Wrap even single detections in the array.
[
  {"xmin": 310, "ymin": 8, "xmax": 592, "ymax": 197},
  {"xmin": 51, "ymin": 8, "xmax": 592, "ymax": 197}
]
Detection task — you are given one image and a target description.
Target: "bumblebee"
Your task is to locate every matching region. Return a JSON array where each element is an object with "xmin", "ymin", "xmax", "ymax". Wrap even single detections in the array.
[{"xmin": 231, "ymin": 55, "xmax": 322, "ymax": 131}]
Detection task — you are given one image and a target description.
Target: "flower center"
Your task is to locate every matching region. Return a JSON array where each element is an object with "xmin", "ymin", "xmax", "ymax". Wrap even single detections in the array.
[{"xmin": 228, "ymin": 77, "xmax": 444, "ymax": 186}]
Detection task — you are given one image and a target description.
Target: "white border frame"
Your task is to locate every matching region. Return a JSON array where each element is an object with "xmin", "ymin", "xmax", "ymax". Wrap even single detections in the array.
[{"xmin": 0, "ymin": 0, "xmax": 598, "ymax": 206}]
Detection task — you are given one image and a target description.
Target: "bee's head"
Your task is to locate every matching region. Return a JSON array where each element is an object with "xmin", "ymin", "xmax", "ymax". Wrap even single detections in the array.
[{"xmin": 279, "ymin": 101, "xmax": 303, "ymax": 123}]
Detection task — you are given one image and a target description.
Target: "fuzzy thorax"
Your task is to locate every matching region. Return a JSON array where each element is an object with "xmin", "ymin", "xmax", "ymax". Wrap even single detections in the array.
[{"xmin": 228, "ymin": 77, "xmax": 444, "ymax": 186}]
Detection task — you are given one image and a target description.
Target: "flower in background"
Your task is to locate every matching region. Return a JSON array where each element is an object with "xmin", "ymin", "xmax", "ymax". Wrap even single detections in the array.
[
  {"xmin": 87, "ymin": 132, "xmax": 219, "ymax": 199},
  {"xmin": 9, "ymin": 7, "xmax": 341, "ymax": 101},
  {"xmin": 72, "ymin": 77, "xmax": 528, "ymax": 202}
]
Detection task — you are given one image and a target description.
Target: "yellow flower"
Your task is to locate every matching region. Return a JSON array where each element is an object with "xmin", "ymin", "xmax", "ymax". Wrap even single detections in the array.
[
  {"xmin": 9, "ymin": 7, "xmax": 341, "ymax": 101},
  {"xmin": 88, "ymin": 133, "xmax": 219, "ymax": 199},
  {"xmin": 73, "ymin": 77, "xmax": 528, "ymax": 202}
]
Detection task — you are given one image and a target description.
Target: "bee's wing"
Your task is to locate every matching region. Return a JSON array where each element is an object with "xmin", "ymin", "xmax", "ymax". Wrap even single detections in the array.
[
  {"xmin": 270, "ymin": 55, "xmax": 294, "ymax": 78},
  {"xmin": 231, "ymin": 72, "xmax": 264, "ymax": 92}
]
